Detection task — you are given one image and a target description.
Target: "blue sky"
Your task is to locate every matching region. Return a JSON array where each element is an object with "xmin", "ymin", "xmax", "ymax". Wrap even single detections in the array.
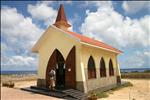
[{"xmin": 1, "ymin": 1, "xmax": 150, "ymax": 71}]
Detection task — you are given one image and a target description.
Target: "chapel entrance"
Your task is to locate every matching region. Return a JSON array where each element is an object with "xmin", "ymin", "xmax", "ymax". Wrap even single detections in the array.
[
  {"xmin": 46, "ymin": 46, "xmax": 76, "ymax": 90},
  {"xmin": 55, "ymin": 50, "xmax": 65, "ymax": 89}
]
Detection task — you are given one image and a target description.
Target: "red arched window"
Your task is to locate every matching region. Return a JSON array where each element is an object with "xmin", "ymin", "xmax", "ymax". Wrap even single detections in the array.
[
  {"xmin": 109, "ymin": 59, "xmax": 114, "ymax": 76},
  {"xmin": 100, "ymin": 57, "xmax": 106, "ymax": 77},
  {"xmin": 88, "ymin": 56, "xmax": 96, "ymax": 79}
]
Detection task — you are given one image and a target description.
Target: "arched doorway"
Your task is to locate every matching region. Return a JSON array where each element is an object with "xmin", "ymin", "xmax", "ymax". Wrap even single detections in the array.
[
  {"xmin": 46, "ymin": 49, "xmax": 65, "ymax": 89},
  {"xmin": 46, "ymin": 46, "xmax": 76, "ymax": 89}
]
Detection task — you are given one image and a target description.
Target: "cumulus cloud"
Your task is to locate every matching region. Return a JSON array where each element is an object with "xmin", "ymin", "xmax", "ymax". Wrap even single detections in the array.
[
  {"xmin": 1, "ymin": 6, "xmax": 43, "ymax": 69},
  {"xmin": 27, "ymin": 1, "xmax": 73, "ymax": 26},
  {"xmin": 1, "ymin": 55, "xmax": 38, "ymax": 71},
  {"xmin": 121, "ymin": 50, "xmax": 150, "ymax": 68},
  {"xmin": 39, "ymin": 1, "xmax": 72, "ymax": 5},
  {"xmin": 122, "ymin": 1, "xmax": 149, "ymax": 14},
  {"xmin": 79, "ymin": 1, "xmax": 112, "ymax": 9},
  {"xmin": 1, "ymin": 6, "xmax": 43, "ymax": 52},
  {"xmin": 80, "ymin": 4, "xmax": 150, "ymax": 48},
  {"xmin": 1, "ymin": 56, "xmax": 36, "ymax": 66},
  {"xmin": 80, "ymin": 1, "xmax": 150, "ymax": 68},
  {"xmin": 27, "ymin": 2, "xmax": 57, "ymax": 26}
]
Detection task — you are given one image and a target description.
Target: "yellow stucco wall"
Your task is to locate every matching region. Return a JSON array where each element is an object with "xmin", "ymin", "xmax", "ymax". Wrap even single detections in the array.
[
  {"xmin": 34, "ymin": 25, "xmax": 121, "ymax": 92},
  {"xmin": 37, "ymin": 26, "xmax": 84, "ymax": 82},
  {"xmin": 81, "ymin": 45, "xmax": 119, "ymax": 91}
]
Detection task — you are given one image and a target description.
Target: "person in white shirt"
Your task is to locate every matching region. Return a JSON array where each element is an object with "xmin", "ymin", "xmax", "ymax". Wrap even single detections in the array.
[{"xmin": 49, "ymin": 68, "xmax": 56, "ymax": 90}]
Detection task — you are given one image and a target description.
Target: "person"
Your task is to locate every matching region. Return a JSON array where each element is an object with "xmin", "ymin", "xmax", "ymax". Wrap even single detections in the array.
[{"xmin": 49, "ymin": 68, "xmax": 56, "ymax": 91}]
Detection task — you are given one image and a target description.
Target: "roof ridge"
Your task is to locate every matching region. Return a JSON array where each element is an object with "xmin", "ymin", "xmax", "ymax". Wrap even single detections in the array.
[{"xmin": 66, "ymin": 30, "xmax": 123, "ymax": 53}]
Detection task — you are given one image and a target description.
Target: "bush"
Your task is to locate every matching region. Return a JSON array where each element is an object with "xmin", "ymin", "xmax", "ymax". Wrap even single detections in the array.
[
  {"xmin": 88, "ymin": 92, "xmax": 98, "ymax": 100},
  {"xmin": 88, "ymin": 91, "xmax": 108, "ymax": 99},
  {"xmin": 2, "ymin": 81, "xmax": 15, "ymax": 88},
  {"xmin": 144, "ymin": 70, "xmax": 150, "ymax": 73}
]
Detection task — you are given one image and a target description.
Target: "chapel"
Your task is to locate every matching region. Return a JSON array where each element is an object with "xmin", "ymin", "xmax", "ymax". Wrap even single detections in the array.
[{"xmin": 32, "ymin": 4, "xmax": 122, "ymax": 93}]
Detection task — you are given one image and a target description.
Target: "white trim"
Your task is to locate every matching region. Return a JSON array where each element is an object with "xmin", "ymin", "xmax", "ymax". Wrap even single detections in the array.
[{"xmin": 80, "ymin": 42, "xmax": 121, "ymax": 54}]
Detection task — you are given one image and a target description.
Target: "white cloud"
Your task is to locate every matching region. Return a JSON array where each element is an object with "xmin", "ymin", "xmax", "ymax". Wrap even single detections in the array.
[
  {"xmin": 80, "ymin": 1, "xmax": 150, "ymax": 68},
  {"xmin": 79, "ymin": 1, "xmax": 112, "ymax": 9},
  {"xmin": 120, "ymin": 50, "xmax": 150, "ymax": 68},
  {"xmin": 1, "ymin": 55, "xmax": 38, "ymax": 71},
  {"xmin": 122, "ymin": 1, "xmax": 149, "ymax": 14},
  {"xmin": 80, "ymin": 4, "xmax": 150, "ymax": 48},
  {"xmin": 1, "ymin": 6, "xmax": 43, "ymax": 51},
  {"xmin": 27, "ymin": 2, "xmax": 57, "ymax": 26},
  {"xmin": 9, "ymin": 56, "xmax": 35, "ymax": 66},
  {"xmin": 40, "ymin": 1, "xmax": 72, "ymax": 5},
  {"xmin": 1, "ymin": 6, "xmax": 43, "ymax": 69},
  {"xmin": 144, "ymin": 51, "xmax": 150, "ymax": 57},
  {"xmin": 27, "ymin": 1, "xmax": 73, "ymax": 26}
]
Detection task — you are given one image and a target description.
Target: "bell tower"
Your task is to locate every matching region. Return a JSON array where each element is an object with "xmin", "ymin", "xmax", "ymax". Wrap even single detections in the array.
[{"xmin": 53, "ymin": 4, "xmax": 71, "ymax": 30}]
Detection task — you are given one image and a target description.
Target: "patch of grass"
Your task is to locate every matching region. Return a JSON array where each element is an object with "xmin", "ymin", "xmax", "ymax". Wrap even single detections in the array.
[
  {"xmin": 88, "ymin": 91, "xmax": 108, "ymax": 99},
  {"xmin": 111, "ymin": 82, "xmax": 133, "ymax": 91},
  {"xmin": 87, "ymin": 82, "xmax": 133, "ymax": 99},
  {"xmin": 95, "ymin": 91, "xmax": 108, "ymax": 98}
]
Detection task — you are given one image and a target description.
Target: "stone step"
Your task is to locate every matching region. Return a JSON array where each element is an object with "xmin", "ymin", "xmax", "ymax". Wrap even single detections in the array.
[
  {"xmin": 62, "ymin": 89, "xmax": 87, "ymax": 100},
  {"xmin": 30, "ymin": 86, "xmax": 64, "ymax": 93},
  {"xmin": 64, "ymin": 91, "xmax": 84, "ymax": 96},
  {"xmin": 23, "ymin": 87, "xmax": 87, "ymax": 100},
  {"xmin": 63, "ymin": 89, "xmax": 84, "ymax": 94},
  {"xmin": 21, "ymin": 87, "xmax": 68, "ymax": 98},
  {"xmin": 66, "ymin": 92, "xmax": 85, "ymax": 98}
]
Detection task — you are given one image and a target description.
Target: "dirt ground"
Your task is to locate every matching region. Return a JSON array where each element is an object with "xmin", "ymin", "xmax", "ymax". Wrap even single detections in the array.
[
  {"xmin": 101, "ymin": 79, "xmax": 150, "ymax": 100},
  {"xmin": 1, "ymin": 81, "xmax": 63, "ymax": 100},
  {"xmin": 1, "ymin": 79, "xmax": 150, "ymax": 100}
]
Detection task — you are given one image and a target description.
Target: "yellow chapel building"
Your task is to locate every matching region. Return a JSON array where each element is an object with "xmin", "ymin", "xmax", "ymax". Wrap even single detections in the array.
[{"xmin": 32, "ymin": 4, "xmax": 122, "ymax": 93}]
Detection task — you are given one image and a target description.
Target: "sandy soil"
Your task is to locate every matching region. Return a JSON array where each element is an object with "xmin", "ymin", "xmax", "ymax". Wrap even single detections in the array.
[
  {"xmin": 1, "ymin": 80, "xmax": 62, "ymax": 100},
  {"xmin": 101, "ymin": 79, "xmax": 150, "ymax": 100},
  {"xmin": 1, "ymin": 79, "xmax": 150, "ymax": 100}
]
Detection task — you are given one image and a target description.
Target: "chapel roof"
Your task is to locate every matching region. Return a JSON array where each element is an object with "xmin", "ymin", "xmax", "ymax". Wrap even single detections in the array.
[
  {"xmin": 53, "ymin": 4, "xmax": 122, "ymax": 54},
  {"xmin": 66, "ymin": 30, "xmax": 122, "ymax": 53},
  {"xmin": 32, "ymin": 4, "xmax": 122, "ymax": 54}
]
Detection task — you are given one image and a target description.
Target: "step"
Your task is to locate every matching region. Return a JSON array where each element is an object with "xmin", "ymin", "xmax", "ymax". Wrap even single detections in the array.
[
  {"xmin": 62, "ymin": 89, "xmax": 87, "ymax": 100},
  {"xmin": 21, "ymin": 87, "xmax": 68, "ymax": 98},
  {"xmin": 30, "ymin": 86, "xmax": 64, "ymax": 93}
]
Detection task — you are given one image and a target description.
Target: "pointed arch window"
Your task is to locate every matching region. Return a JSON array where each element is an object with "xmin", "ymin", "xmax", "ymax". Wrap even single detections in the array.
[
  {"xmin": 100, "ymin": 57, "xmax": 106, "ymax": 77},
  {"xmin": 109, "ymin": 59, "xmax": 114, "ymax": 76},
  {"xmin": 88, "ymin": 56, "xmax": 96, "ymax": 79}
]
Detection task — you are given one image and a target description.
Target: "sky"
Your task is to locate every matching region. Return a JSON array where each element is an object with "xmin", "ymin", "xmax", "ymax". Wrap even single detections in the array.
[{"xmin": 1, "ymin": 1, "xmax": 150, "ymax": 71}]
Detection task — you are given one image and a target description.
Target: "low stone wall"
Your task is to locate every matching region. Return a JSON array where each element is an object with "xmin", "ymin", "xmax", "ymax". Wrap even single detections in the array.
[
  {"xmin": 37, "ymin": 78, "xmax": 86, "ymax": 92},
  {"xmin": 37, "ymin": 77, "xmax": 119, "ymax": 93},
  {"xmin": 76, "ymin": 81, "xmax": 85, "ymax": 92},
  {"xmin": 86, "ymin": 76, "xmax": 116, "ymax": 92},
  {"xmin": 37, "ymin": 79, "xmax": 46, "ymax": 88}
]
